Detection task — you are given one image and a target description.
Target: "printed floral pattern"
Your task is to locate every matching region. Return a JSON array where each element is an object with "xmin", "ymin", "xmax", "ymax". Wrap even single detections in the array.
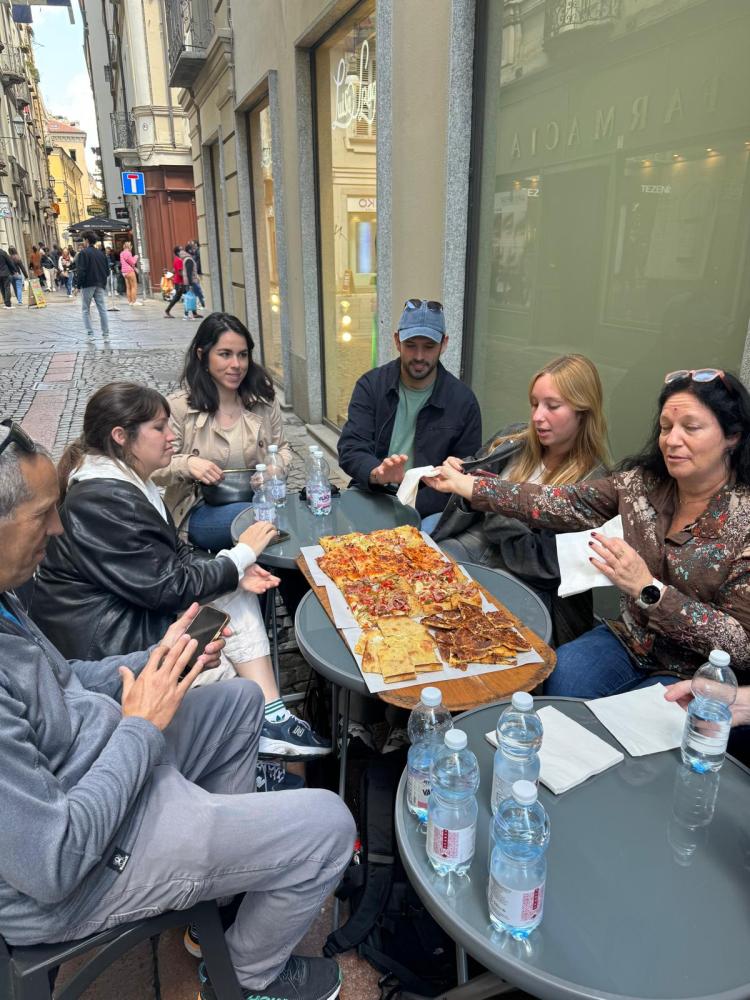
[{"xmin": 472, "ymin": 468, "xmax": 750, "ymax": 679}]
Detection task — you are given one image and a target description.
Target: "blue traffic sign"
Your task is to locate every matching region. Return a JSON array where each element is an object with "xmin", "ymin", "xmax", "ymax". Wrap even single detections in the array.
[{"xmin": 121, "ymin": 171, "xmax": 145, "ymax": 196}]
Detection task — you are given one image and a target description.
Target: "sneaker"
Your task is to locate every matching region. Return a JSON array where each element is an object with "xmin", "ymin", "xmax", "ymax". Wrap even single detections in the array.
[
  {"xmin": 184, "ymin": 922, "xmax": 202, "ymax": 958},
  {"xmin": 256, "ymin": 760, "xmax": 306, "ymax": 792},
  {"xmin": 198, "ymin": 955, "xmax": 341, "ymax": 1000},
  {"xmin": 259, "ymin": 716, "xmax": 332, "ymax": 758},
  {"xmin": 382, "ymin": 726, "xmax": 409, "ymax": 754}
]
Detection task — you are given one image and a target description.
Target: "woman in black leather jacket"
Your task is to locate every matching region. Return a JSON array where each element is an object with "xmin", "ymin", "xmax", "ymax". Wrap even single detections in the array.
[
  {"xmin": 431, "ymin": 354, "xmax": 609, "ymax": 645},
  {"xmin": 31, "ymin": 382, "xmax": 330, "ymax": 758}
]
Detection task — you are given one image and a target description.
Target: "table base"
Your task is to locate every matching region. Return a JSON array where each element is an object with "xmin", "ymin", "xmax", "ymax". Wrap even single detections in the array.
[{"xmin": 397, "ymin": 970, "xmax": 521, "ymax": 1000}]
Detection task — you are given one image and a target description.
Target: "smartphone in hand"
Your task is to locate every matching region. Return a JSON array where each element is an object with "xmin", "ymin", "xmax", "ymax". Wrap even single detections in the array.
[{"xmin": 182, "ymin": 605, "xmax": 230, "ymax": 678}]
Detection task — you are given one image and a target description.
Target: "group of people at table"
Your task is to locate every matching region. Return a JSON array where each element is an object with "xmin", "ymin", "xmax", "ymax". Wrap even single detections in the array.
[{"xmin": 0, "ymin": 296, "xmax": 748, "ymax": 1000}]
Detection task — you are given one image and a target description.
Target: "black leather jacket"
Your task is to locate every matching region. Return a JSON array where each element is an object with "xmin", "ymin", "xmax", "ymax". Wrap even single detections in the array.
[{"xmin": 31, "ymin": 480, "xmax": 238, "ymax": 660}]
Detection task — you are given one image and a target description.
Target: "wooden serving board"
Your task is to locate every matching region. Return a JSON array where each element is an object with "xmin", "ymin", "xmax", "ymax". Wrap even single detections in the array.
[{"xmin": 296, "ymin": 556, "xmax": 556, "ymax": 712}]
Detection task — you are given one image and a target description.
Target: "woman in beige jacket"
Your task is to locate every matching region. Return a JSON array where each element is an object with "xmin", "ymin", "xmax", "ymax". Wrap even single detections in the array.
[{"xmin": 153, "ymin": 313, "xmax": 329, "ymax": 758}]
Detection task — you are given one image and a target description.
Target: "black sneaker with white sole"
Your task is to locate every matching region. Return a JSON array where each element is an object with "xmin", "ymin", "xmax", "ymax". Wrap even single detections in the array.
[
  {"xmin": 256, "ymin": 760, "xmax": 306, "ymax": 792},
  {"xmin": 259, "ymin": 716, "xmax": 331, "ymax": 758},
  {"xmin": 198, "ymin": 954, "xmax": 341, "ymax": 1000}
]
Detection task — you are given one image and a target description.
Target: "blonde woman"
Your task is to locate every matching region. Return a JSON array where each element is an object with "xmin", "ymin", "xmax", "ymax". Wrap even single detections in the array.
[
  {"xmin": 119, "ymin": 240, "xmax": 139, "ymax": 304},
  {"xmin": 432, "ymin": 354, "xmax": 609, "ymax": 644}
]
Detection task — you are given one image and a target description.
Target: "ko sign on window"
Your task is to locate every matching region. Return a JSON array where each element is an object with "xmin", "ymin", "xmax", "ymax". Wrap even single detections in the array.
[{"xmin": 121, "ymin": 171, "xmax": 145, "ymax": 196}]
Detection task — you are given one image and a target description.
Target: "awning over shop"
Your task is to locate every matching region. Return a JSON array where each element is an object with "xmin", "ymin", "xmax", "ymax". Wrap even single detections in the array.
[{"xmin": 66, "ymin": 215, "xmax": 131, "ymax": 234}]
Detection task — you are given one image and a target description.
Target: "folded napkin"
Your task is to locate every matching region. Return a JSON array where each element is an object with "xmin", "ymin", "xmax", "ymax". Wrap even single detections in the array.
[
  {"xmin": 485, "ymin": 705, "xmax": 624, "ymax": 794},
  {"xmin": 555, "ymin": 514, "xmax": 623, "ymax": 598},
  {"xmin": 586, "ymin": 683, "xmax": 686, "ymax": 757},
  {"xmin": 397, "ymin": 465, "xmax": 437, "ymax": 508}
]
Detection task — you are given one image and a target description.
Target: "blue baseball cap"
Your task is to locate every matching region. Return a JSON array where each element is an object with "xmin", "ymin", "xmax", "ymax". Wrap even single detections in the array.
[{"xmin": 397, "ymin": 298, "xmax": 445, "ymax": 343}]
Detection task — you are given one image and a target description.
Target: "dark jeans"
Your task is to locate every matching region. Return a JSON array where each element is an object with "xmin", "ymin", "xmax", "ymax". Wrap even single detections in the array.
[{"xmin": 0, "ymin": 275, "xmax": 12, "ymax": 306}]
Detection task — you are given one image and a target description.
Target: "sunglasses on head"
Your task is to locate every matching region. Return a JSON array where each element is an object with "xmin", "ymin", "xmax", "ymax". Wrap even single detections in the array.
[
  {"xmin": 664, "ymin": 369, "xmax": 732, "ymax": 391},
  {"xmin": 0, "ymin": 419, "xmax": 36, "ymax": 461},
  {"xmin": 404, "ymin": 298, "xmax": 443, "ymax": 313}
]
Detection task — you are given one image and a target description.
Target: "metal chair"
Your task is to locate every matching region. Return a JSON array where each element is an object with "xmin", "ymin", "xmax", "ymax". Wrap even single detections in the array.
[{"xmin": 0, "ymin": 898, "xmax": 244, "ymax": 999}]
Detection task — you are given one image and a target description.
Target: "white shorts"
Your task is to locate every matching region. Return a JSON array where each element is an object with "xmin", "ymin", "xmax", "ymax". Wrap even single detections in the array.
[{"xmin": 191, "ymin": 587, "xmax": 270, "ymax": 687}]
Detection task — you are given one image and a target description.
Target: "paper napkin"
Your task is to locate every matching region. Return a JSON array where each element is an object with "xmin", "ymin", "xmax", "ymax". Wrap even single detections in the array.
[
  {"xmin": 555, "ymin": 514, "xmax": 624, "ymax": 598},
  {"xmin": 585, "ymin": 683, "xmax": 686, "ymax": 757},
  {"xmin": 397, "ymin": 465, "xmax": 437, "ymax": 508},
  {"xmin": 485, "ymin": 705, "xmax": 624, "ymax": 795}
]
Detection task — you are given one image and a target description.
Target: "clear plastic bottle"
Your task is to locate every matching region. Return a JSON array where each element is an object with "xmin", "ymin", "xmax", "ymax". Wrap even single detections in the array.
[
  {"xmin": 406, "ymin": 687, "xmax": 453, "ymax": 826},
  {"xmin": 426, "ymin": 729, "xmax": 480, "ymax": 877},
  {"xmin": 681, "ymin": 650, "xmax": 737, "ymax": 773},
  {"xmin": 311, "ymin": 446, "xmax": 331, "ymax": 477},
  {"xmin": 491, "ymin": 692, "xmax": 543, "ymax": 815},
  {"xmin": 307, "ymin": 452, "xmax": 332, "ymax": 516},
  {"xmin": 250, "ymin": 462, "xmax": 267, "ymax": 492},
  {"xmin": 667, "ymin": 765, "xmax": 720, "ymax": 867},
  {"xmin": 251, "ymin": 466, "xmax": 277, "ymax": 527},
  {"xmin": 266, "ymin": 445, "xmax": 287, "ymax": 508},
  {"xmin": 488, "ymin": 780, "xmax": 550, "ymax": 939}
]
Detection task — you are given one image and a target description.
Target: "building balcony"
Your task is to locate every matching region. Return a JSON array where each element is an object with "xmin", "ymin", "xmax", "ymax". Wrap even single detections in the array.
[
  {"xmin": 111, "ymin": 111, "xmax": 136, "ymax": 153},
  {"xmin": 165, "ymin": 0, "xmax": 213, "ymax": 88},
  {"xmin": 544, "ymin": 0, "xmax": 621, "ymax": 46},
  {"xmin": 0, "ymin": 43, "xmax": 26, "ymax": 86}
]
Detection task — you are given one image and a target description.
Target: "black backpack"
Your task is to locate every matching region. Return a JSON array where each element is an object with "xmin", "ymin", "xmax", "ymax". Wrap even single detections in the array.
[{"xmin": 325, "ymin": 751, "xmax": 457, "ymax": 998}]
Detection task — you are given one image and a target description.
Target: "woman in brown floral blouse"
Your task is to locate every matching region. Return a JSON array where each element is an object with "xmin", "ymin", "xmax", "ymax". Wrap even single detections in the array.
[{"xmin": 424, "ymin": 369, "xmax": 750, "ymax": 698}]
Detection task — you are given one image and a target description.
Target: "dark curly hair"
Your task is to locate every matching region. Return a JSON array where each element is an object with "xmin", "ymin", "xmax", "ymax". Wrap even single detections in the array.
[
  {"xmin": 619, "ymin": 371, "xmax": 750, "ymax": 485},
  {"xmin": 180, "ymin": 311, "xmax": 274, "ymax": 413}
]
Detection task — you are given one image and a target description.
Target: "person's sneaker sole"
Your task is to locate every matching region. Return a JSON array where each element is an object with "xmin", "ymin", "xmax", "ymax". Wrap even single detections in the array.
[
  {"xmin": 258, "ymin": 736, "xmax": 331, "ymax": 758},
  {"xmin": 183, "ymin": 924, "xmax": 202, "ymax": 958}
]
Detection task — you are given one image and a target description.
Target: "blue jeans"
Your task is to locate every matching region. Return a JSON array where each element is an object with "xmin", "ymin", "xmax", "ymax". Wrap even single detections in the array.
[
  {"xmin": 544, "ymin": 623, "xmax": 680, "ymax": 698},
  {"xmin": 13, "ymin": 275, "xmax": 23, "ymax": 303},
  {"xmin": 81, "ymin": 286, "xmax": 109, "ymax": 335},
  {"xmin": 421, "ymin": 512, "xmax": 442, "ymax": 534},
  {"xmin": 188, "ymin": 501, "xmax": 253, "ymax": 552}
]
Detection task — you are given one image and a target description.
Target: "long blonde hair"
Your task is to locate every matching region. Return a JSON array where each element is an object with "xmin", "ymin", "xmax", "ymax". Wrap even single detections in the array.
[{"xmin": 502, "ymin": 354, "xmax": 608, "ymax": 486}]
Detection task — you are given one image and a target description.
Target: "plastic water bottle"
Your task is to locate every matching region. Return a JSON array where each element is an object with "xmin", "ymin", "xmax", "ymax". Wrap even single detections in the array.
[
  {"xmin": 250, "ymin": 462, "xmax": 267, "ymax": 492},
  {"xmin": 307, "ymin": 452, "xmax": 332, "ymax": 516},
  {"xmin": 311, "ymin": 446, "xmax": 331, "ymax": 477},
  {"xmin": 426, "ymin": 729, "xmax": 479, "ymax": 877},
  {"xmin": 491, "ymin": 692, "xmax": 543, "ymax": 815},
  {"xmin": 406, "ymin": 687, "xmax": 453, "ymax": 826},
  {"xmin": 488, "ymin": 780, "xmax": 550, "ymax": 939},
  {"xmin": 681, "ymin": 650, "xmax": 737, "ymax": 773},
  {"xmin": 667, "ymin": 765, "xmax": 720, "ymax": 867},
  {"xmin": 266, "ymin": 445, "xmax": 287, "ymax": 508},
  {"xmin": 251, "ymin": 466, "xmax": 277, "ymax": 527}
]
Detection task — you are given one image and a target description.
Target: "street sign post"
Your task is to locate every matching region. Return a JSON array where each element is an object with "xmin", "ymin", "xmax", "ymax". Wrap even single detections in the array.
[{"xmin": 121, "ymin": 171, "xmax": 145, "ymax": 196}]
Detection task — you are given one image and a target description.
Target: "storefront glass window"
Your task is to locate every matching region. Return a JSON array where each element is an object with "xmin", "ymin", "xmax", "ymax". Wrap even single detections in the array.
[
  {"xmin": 248, "ymin": 101, "xmax": 283, "ymax": 385},
  {"xmin": 315, "ymin": 0, "xmax": 376, "ymax": 427},
  {"xmin": 209, "ymin": 141, "xmax": 230, "ymax": 310},
  {"xmin": 469, "ymin": 0, "xmax": 750, "ymax": 460}
]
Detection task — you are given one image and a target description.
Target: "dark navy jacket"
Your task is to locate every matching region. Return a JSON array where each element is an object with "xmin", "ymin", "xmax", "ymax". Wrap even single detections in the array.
[{"xmin": 337, "ymin": 359, "xmax": 482, "ymax": 516}]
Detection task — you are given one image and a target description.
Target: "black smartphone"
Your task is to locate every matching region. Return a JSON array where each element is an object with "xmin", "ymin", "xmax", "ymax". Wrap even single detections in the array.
[
  {"xmin": 267, "ymin": 529, "xmax": 290, "ymax": 545},
  {"xmin": 182, "ymin": 605, "xmax": 230, "ymax": 678}
]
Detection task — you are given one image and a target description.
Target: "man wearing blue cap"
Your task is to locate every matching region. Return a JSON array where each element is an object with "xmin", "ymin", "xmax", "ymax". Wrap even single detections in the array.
[{"xmin": 338, "ymin": 298, "xmax": 481, "ymax": 521}]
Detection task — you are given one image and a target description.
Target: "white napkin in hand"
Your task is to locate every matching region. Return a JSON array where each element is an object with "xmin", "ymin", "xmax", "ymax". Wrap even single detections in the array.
[
  {"xmin": 397, "ymin": 465, "xmax": 437, "ymax": 508},
  {"xmin": 485, "ymin": 705, "xmax": 624, "ymax": 795},
  {"xmin": 555, "ymin": 514, "xmax": 624, "ymax": 598},
  {"xmin": 586, "ymin": 683, "xmax": 686, "ymax": 757}
]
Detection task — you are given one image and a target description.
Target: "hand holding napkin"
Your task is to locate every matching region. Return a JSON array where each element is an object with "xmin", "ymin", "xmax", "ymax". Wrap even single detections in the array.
[
  {"xmin": 555, "ymin": 514, "xmax": 624, "ymax": 598},
  {"xmin": 397, "ymin": 465, "xmax": 438, "ymax": 508}
]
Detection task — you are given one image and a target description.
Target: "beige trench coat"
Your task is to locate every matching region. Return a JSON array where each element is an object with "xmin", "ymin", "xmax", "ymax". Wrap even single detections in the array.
[{"xmin": 152, "ymin": 389, "xmax": 293, "ymax": 532}]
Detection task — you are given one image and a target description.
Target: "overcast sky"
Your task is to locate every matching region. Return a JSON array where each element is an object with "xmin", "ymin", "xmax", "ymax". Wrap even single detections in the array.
[{"xmin": 30, "ymin": 5, "xmax": 100, "ymax": 174}]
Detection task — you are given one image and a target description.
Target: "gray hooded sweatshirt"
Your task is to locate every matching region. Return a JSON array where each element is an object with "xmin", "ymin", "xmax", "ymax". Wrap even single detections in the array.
[{"xmin": 0, "ymin": 591, "xmax": 162, "ymax": 944}]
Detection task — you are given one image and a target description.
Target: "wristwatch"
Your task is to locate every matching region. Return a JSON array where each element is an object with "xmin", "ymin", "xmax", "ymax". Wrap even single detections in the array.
[{"xmin": 636, "ymin": 578, "xmax": 665, "ymax": 610}]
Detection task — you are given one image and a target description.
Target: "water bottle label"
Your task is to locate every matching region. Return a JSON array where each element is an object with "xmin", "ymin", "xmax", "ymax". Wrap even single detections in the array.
[
  {"xmin": 406, "ymin": 772, "xmax": 431, "ymax": 812},
  {"xmin": 488, "ymin": 876, "xmax": 545, "ymax": 926},
  {"xmin": 310, "ymin": 488, "xmax": 332, "ymax": 514},
  {"xmin": 254, "ymin": 503, "xmax": 277, "ymax": 524},
  {"xmin": 426, "ymin": 821, "xmax": 475, "ymax": 864},
  {"xmin": 270, "ymin": 480, "xmax": 286, "ymax": 502}
]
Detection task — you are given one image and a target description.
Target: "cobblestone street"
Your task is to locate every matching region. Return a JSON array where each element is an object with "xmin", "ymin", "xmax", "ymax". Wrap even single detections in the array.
[{"xmin": 2, "ymin": 292, "xmax": 380, "ymax": 1000}]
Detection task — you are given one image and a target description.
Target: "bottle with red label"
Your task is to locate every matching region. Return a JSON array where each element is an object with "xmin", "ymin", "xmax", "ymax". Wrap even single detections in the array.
[
  {"xmin": 406, "ymin": 687, "xmax": 453, "ymax": 828},
  {"xmin": 488, "ymin": 780, "xmax": 550, "ymax": 939},
  {"xmin": 426, "ymin": 729, "xmax": 480, "ymax": 877}
]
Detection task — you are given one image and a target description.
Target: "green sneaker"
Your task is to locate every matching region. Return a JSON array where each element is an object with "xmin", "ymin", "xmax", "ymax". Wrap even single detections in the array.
[{"xmin": 197, "ymin": 954, "xmax": 341, "ymax": 1000}]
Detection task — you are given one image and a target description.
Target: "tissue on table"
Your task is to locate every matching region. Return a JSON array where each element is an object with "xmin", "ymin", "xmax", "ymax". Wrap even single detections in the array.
[{"xmin": 555, "ymin": 514, "xmax": 624, "ymax": 598}]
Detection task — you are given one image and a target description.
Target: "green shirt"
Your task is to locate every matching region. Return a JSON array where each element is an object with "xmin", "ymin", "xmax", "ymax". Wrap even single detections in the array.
[{"xmin": 387, "ymin": 380, "xmax": 435, "ymax": 469}]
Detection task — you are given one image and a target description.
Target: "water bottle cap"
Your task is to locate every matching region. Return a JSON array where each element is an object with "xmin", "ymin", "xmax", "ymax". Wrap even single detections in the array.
[
  {"xmin": 511, "ymin": 691, "xmax": 533, "ymax": 711},
  {"xmin": 444, "ymin": 729, "xmax": 467, "ymax": 750},
  {"xmin": 420, "ymin": 687, "xmax": 442, "ymax": 707},
  {"xmin": 709, "ymin": 649, "xmax": 731, "ymax": 668},
  {"xmin": 256, "ymin": 463, "xmax": 267, "ymax": 471},
  {"xmin": 512, "ymin": 780, "xmax": 538, "ymax": 805},
  {"xmin": 268, "ymin": 444, "xmax": 278, "ymax": 452}
]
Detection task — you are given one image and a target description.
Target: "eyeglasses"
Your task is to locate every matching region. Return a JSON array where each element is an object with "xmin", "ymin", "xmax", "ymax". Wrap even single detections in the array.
[
  {"xmin": 664, "ymin": 369, "xmax": 731, "ymax": 390},
  {"xmin": 0, "ymin": 419, "xmax": 36, "ymax": 461},
  {"xmin": 404, "ymin": 298, "xmax": 443, "ymax": 313}
]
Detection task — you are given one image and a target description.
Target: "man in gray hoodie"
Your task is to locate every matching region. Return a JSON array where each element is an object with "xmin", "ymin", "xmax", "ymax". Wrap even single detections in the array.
[{"xmin": 0, "ymin": 420, "xmax": 353, "ymax": 1000}]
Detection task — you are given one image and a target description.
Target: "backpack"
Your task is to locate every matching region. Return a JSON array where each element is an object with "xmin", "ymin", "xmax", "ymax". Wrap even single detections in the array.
[{"xmin": 325, "ymin": 751, "xmax": 457, "ymax": 998}]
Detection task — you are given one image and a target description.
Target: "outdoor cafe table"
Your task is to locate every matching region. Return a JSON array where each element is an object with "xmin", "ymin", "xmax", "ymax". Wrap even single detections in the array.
[{"xmin": 395, "ymin": 696, "xmax": 750, "ymax": 1000}]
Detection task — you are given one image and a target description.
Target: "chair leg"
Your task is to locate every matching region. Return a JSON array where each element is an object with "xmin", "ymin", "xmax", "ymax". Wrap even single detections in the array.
[
  {"xmin": 13, "ymin": 965, "xmax": 54, "ymax": 1000},
  {"xmin": 191, "ymin": 901, "xmax": 245, "ymax": 1000}
]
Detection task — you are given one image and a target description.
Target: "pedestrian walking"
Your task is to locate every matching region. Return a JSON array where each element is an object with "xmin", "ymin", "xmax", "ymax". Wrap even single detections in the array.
[
  {"xmin": 164, "ymin": 244, "xmax": 185, "ymax": 317},
  {"xmin": 75, "ymin": 230, "xmax": 110, "ymax": 336},
  {"xmin": 119, "ymin": 240, "xmax": 139, "ymax": 304},
  {"xmin": 0, "ymin": 247, "xmax": 17, "ymax": 308},
  {"xmin": 28, "ymin": 245, "xmax": 43, "ymax": 287},
  {"xmin": 185, "ymin": 240, "xmax": 206, "ymax": 307},
  {"xmin": 181, "ymin": 249, "xmax": 202, "ymax": 318},
  {"xmin": 57, "ymin": 247, "xmax": 74, "ymax": 297},
  {"xmin": 8, "ymin": 247, "xmax": 27, "ymax": 304},
  {"xmin": 40, "ymin": 246, "xmax": 56, "ymax": 292}
]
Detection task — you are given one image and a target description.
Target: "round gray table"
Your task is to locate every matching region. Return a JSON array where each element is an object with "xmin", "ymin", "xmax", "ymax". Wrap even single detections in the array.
[
  {"xmin": 395, "ymin": 697, "xmax": 750, "ymax": 1000},
  {"xmin": 230, "ymin": 487, "xmax": 421, "ymax": 569}
]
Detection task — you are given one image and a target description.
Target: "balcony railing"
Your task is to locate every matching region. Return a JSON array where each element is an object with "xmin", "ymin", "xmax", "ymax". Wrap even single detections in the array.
[
  {"xmin": 0, "ymin": 43, "xmax": 26, "ymax": 85},
  {"xmin": 111, "ymin": 111, "xmax": 135, "ymax": 151},
  {"xmin": 165, "ymin": 0, "xmax": 213, "ymax": 88},
  {"xmin": 545, "ymin": 0, "xmax": 621, "ymax": 44}
]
